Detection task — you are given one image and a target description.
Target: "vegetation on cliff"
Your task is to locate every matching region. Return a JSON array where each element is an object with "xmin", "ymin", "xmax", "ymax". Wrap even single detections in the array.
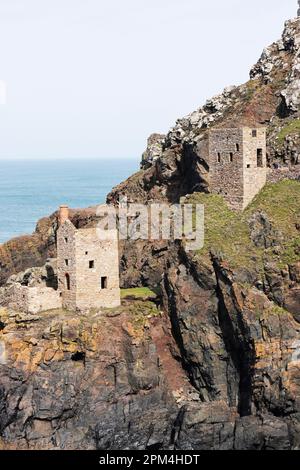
[{"xmin": 187, "ymin": 180, "xmax": 300, "ymax": 272}]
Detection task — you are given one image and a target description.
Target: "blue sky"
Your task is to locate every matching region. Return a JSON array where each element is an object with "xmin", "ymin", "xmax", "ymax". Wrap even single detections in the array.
[{"xmin": 0, "ymin": 0, "xmax": 297, "ymax": 159}]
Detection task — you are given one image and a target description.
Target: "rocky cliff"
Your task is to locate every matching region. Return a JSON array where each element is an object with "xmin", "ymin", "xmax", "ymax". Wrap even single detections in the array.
[
  {"xmin": 0, "ymin": 15, "xmax": 300, "ymax": 450},
  {"xmin": 108, "ymin": 17, "xmax": 300, "ymax": 205}
]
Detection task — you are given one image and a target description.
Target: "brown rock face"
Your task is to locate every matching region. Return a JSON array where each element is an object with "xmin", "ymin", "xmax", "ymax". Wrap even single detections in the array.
[
  {"xmin": 1, "ymin": 241, "xmax": 300, "ymax": 450},
  {"xmin": 0, "ymin": 302, "xmax": 184, "ymax": 450},
  {"xmin": 161, "ymin": 248, "xmax": 300, "ymax": 449}
]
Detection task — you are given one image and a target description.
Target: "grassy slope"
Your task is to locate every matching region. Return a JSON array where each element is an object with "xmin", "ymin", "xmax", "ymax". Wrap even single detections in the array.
[
  {"xmin": 187, "ymin": 180, "xmax": 300, "ymax": 273},
  {"xmin": 121, "ymin": 287, "xmax": 157, "ymax": 300},
  {"xmin": 276, "ymin": 119, "xmax": 300, "ymax": 146}
]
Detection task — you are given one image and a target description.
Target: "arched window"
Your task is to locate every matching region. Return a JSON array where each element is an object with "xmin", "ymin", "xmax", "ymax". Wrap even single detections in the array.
[{"xmin": 65, "ymin": 273, "xmax": 71, "ymax": 290}]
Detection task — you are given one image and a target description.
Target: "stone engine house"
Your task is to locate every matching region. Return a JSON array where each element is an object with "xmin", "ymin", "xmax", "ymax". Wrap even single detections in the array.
[
  {"xmin": 209, "ymin": 127, "xmax": 267, "ymax": 210},
  {"xmin": 0, "ymin": 206, "xmax": 121, "ymax": 314},
  {"xmin": 57, "ymin": 206, "xmax": 120, "ymax": 311}
]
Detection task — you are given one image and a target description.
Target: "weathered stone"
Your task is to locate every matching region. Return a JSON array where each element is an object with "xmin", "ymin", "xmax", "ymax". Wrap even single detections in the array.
[
  {"xmin": 141, "ymin": 133, "xmax": 165, "ymax": 170},
  {"xmin": 57, "ymin": 207, "xmax": 120, "ymax": 311},
  {"xmin": 209, "ymin": 128, "xmax": 267, "ymax": 210}
]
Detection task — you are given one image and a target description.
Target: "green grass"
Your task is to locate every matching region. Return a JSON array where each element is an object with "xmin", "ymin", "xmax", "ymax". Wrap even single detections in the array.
[
  {"xmin": 253, "ymin": 303, "xmax": 289, "ymax": 320},
  {"xmin": 186, "ymin": 193, "xmax": 262, "ymax": 272},
  {"xmin": 186, "ymin": 180, "xmax": 300, "ymax": 273},
  {"xmin": 267, "ymin": 304, "xmax": 290, "ymax": 316},
  {"xmin": 277, "ymin": 119, "xmax": 300, "ymax": 146},
  {"xmin": 121, "ymin": 287, "xmax": 157, "ymax": 300}
]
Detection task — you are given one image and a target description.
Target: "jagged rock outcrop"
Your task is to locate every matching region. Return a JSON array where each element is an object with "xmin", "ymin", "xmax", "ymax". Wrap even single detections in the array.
[
  {"xmin": 250, "ymin": 17, "xmax": 300, "ymax": 113},
  {"xmin": 160, "ymin": 238, "xmax": 300, "ymax": 449},
  {"xmin": 141, "ymin": 133, "xmax": 165, "ymax": 170},
  {"xmin": 108, "ymin": 18, "xmax": 300, "ymax": 206},
  {"xmin": 0, "ymin": 302, "xmax": 183, "ymax": 449},
  {"xmin": 1, "ymin": 242, "xmax": 300, "ymax": 449}
]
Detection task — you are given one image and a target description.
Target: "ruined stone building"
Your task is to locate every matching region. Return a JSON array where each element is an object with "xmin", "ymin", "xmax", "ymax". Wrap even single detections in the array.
[
  {"xmin": 209, "ymin": 127, "xmax": 267, "ymax": 210},
  {"xmin": 0, "ymin": 261, "xmax": 62, "ymax": 315},
  {"xmin": 0, "ymin": 206, "xmax": 120, "ymax": 314},
  {"xmin": 57, "ymin": 206, "xmax": 120, "ymax": 311}
]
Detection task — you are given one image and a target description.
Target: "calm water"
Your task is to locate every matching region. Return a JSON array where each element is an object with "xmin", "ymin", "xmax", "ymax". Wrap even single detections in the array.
[{"xmin": 0, "ymin": 158, "xmax": 139, "ymax": 244}]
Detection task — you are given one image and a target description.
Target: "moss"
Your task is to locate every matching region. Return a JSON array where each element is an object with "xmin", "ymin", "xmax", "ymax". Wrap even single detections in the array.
[
  {"xmin": 276, "ymin": 119, "xmax": 300, "ymax": 146},
  {"xmin": 254, "ymin": 304, "xmax": 288, "ymax": 320},
  {"xmin": 187, "ymin": 193, "xmax": 263, "ymax": 272},
  {"xmin": 186, "ymin": 180, "xmax": 300, "ymax": 273},
  {"xmin": 246, "ymin": 181, "xmax": 299, "ymax": 230},
  {"xmin": 127, "ymin": 300, "xmax": 160, "ymax": 334},
  {"xmin": 279, "ymin": 237, "xmax": 300, "ymax": 267},
  {"xmin": 266, "ymin": 304, "xmax": 290, "ymax": 317},
  {"xmin": 121, "ymin": 287, "xmax": 157, "ymax": 300}
]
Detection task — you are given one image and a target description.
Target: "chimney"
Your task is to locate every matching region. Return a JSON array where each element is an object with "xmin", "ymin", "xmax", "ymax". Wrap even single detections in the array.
[{"xmin": 59, "ymin": 205, "xmax": 69, "ymax": 225}]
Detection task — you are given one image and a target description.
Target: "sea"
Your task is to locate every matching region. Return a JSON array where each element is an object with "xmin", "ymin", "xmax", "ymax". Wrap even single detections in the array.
[{"xmin": 0, "ymin": 158, "xmax": 139, "ymax": 244}]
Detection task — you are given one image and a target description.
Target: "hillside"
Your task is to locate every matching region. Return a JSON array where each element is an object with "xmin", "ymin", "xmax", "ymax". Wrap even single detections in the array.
[
  {"xmin": 0, "ymin": 13, "xmax": 300, "ymax": 450},
  {"xmin": 108, "ymin": 17, "xmax": 300, "ymax": 204}
]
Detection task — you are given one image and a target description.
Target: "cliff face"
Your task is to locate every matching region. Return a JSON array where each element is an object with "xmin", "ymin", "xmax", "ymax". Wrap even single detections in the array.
[
  {"xmin": 108, "ymin": 18, "xmax": 300, "ymax": 205},
  {"xmin": 0, "ymin": 15, "xmax": 300, "ymax": 450},
  {"xmin": 1, "ymin": 250, "xmax": 300, "ymax": 450},
  {"xmin": 0, "ymin": 302, "xmax": 182, "ymax": 449}
]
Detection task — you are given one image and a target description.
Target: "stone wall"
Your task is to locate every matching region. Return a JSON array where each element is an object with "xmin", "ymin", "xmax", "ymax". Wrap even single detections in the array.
[
  {"xmin": 0, "ymin": 283, "xmax": 61, "ymax": 314},
  {"xmin": 209, "ymin": 127, "xmax": 267, "ymax": 210},
  {"xmin": 75, "ymin": 228, "xmax": 120, "ymax": 311},
  {"xmin": 242, "ymin": 127, "xmax": 267, "ymax": 208},
  {"xmin": 26, "ymin": 286, "xmax": 62, "ymax": 314},
  {"xmin": 209, "ymin": 128, "xmax": 244, "ymax": 210},
  {"xmin": 57, "ymin": 220, "xmax": 120, "ymax": 312},
  {"xmin": 57, "ymin": 220, "xmax": 77, "ymax": 311}
]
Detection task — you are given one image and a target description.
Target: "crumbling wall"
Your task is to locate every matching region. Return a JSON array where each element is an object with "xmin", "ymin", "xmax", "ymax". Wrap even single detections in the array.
[
  {"xmin": 0, "ymin": 283, "xmax": 61, "ymax": 314},
  {"xmin": 26, "ymin": 287, "xmax": 61, "ymax": 314}
]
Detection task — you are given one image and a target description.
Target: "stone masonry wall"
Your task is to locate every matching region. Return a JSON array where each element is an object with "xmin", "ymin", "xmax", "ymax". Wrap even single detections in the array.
[
  {"xmin": 26, "ymin": 286, "xmax": 62, "ymax": 314},
  {"xmin": 209, "ymin": 127, "xmax": 267, "ymax": 210},
  {"xmin": 242, "ymin": 127, "xmax": 267, "ymax": 208},
  {"xmin": 209, "ymin": 128, "xmax": 244, "ymax": 210},
  {"xmin": 57, "ymin": 220, "xmax": 120, "ymax": 312},
  {"xmin": 1, "ymin": 283, "xmax": 61, "ymax": 314},
  {"xmin": 75, "ymin": 228, "xmax": 120, "ymax": 311},
  {"xmin": 0, "ymin": 284, "xmax": 28, "ymax": 312},
  {"xmin": 57, "ymin": 220, "xmax": 77, "ymax": 311}
]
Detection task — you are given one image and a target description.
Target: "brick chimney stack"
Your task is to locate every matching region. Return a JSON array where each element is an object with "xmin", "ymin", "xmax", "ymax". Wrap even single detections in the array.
[{"xmin": 59, "ymin": 205, "xmax": 69, "ymax": 225}]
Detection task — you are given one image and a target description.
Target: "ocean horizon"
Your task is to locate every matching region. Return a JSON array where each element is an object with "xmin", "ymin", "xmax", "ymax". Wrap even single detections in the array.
[{"xmin": 0, "ymin": 158, "xmax": 139, "ymax": 244}]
